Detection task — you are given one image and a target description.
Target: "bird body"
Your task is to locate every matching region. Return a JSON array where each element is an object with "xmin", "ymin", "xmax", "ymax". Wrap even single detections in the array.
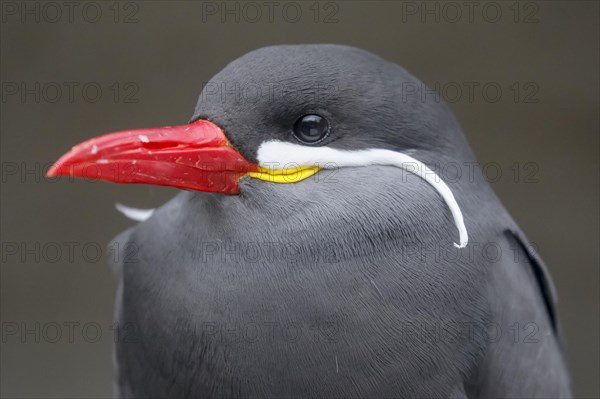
[{"xmin": 50, "ymin": 45, "xmax": 571, "ymax": 398}]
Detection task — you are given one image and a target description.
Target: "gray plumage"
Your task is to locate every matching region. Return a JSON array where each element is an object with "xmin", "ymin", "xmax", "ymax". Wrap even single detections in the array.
[{"xmin": 111, "ymin": 45, "xmax": 570, "ymax": 398}]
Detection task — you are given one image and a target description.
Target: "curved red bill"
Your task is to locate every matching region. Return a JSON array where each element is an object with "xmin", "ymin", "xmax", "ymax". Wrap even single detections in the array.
[{"xmin": 47, "ymin": 120, "xmax": 259, "ymax": 194}]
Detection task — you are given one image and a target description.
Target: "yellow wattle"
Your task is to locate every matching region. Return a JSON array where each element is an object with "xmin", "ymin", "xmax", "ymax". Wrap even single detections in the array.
[{"xmin": 246, "ymin": 166, "xmax": 320, "ymax": 184}]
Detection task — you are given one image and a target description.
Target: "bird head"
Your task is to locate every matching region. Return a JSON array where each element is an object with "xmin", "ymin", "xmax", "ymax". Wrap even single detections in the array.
[{"xmin": 48, "ymin": 45, "xmax": 470, "ymax": 247}]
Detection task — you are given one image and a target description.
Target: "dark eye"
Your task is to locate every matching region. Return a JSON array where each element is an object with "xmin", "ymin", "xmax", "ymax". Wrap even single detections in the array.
[{"xmin": 292, "ymin": 114, "xmax": 330, "ymax": 144}]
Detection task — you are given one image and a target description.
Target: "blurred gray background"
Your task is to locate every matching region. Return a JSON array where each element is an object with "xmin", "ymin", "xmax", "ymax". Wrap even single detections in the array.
[{"xmin": 1, "ymin": 1, "xmax": 598, "ymax": 397}]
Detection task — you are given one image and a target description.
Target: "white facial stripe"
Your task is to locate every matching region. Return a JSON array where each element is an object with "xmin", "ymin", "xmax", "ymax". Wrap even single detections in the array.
[
  {"xmin": 256, "ymin": 141, "xmax": 468, "ymax": 248},
  {"xmin": 115, "ymin": 203, "xmax": 155, "ymax": 222}
]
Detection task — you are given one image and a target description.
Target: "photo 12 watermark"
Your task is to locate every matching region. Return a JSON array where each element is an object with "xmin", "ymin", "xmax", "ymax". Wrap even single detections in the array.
[
  {"xmin": 1, "ymin": 81, "xmax": 140, "ymax": 104},
  {"xmin": 399, "ymin": 1, "xmax": 540, "ymax": 24},
  {"xmin": 401, "ymin": 81, "xmax": 540, "ymax": 104},
  {"xmin": 198, "ymin": 81, "xmax": 339, "ymax": 105},
  {"xmin": 1, "ymin": 240, "xmax": 140, "ymax": 264},
  {"xmin": 1, "ymin": 1, "xmax": 141, "ymax": 24},
  {"xmin": 199, "ymin": 1, "xmax": 340, "ymax": 24}
]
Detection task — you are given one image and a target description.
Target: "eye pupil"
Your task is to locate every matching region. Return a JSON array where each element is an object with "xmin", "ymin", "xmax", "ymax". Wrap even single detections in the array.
[{"xmin": 293, "ymin": 114, "xmax": 329, "ymax": 143}]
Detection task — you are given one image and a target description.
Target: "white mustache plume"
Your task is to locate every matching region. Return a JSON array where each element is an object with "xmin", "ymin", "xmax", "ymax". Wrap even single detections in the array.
[{"xmin": 256, "ymin": 141, "xmax": 468, "ymax": 248}]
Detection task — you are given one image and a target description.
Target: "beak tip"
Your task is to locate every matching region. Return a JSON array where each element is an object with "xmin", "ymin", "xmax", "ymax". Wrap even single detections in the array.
[
  {"xmin": 47, "ymin": 151, "xmax": 76, "ymax": 178},
  {"xmin": 47, "ymin": 164, "xmax": 62, "ymax": 178}
]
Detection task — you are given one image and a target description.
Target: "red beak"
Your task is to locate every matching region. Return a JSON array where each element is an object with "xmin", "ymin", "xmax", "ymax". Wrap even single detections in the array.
[{"xmin": 47, "ymin": 120, "xmax": 259, "ymax": 194}]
